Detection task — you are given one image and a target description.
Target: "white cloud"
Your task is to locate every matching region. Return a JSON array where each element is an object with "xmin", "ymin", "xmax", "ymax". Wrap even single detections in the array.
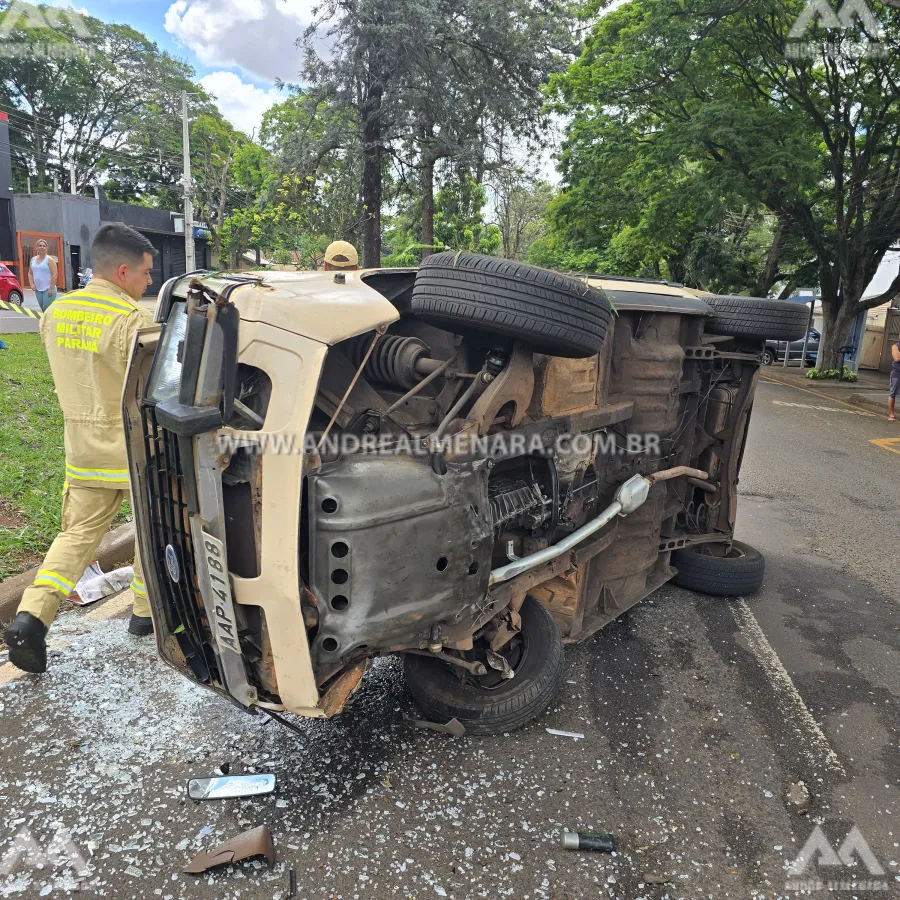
[
  {"xmin": 199, "ymin": 71, "xmax": 284, "ymax": 136},
  {"xmin": 165, "ymin": 0, "xmax": 316, "ymax": 84}
]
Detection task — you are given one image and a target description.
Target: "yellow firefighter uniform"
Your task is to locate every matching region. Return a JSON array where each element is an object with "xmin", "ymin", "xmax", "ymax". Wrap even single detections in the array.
[{"xmin": 18, "ymin": 278, "xmax": 153, "ymax": 628}]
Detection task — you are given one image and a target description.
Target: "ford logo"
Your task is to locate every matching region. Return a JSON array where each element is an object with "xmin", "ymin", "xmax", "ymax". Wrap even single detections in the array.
[{"xmin": 165, "ymin": 544, "xmax": 181, "ymax": 583}]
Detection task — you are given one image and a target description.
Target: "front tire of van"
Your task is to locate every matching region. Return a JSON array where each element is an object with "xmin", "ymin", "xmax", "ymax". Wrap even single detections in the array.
[{"xmin": 403, "ymin": 595, "xmax": 565, "ymax": 736}]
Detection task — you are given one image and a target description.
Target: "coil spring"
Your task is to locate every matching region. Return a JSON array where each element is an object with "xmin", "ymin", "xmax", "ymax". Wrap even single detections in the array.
[{"xmin": 350, "ymin": 334, "xmax": 429, "ymax": 389}]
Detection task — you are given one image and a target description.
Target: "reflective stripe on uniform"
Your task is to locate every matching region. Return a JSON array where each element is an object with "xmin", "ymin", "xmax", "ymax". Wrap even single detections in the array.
[
  {"xmin": 130, "ymin": 577, "xmax": 146, "ymax": 596},
  {"xmin": 65, "ymin": 463, "xmax": 130, "ymax": 484},
  {"xmin": 62, "ymin": 291, "xmax": 136, "ymax": 312},
  {"xmin": 54, "ymin": 298, "xmax": 130, "ymax": 317},
  {"xmin": 33, "ymin": 570, "xmax": 75, "ymax": 595}
]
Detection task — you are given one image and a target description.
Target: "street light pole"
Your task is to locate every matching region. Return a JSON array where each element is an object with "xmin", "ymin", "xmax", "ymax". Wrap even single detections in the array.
[{"xmin": 181, "ymin": 91, "xmax": 196, "ymax": 273}]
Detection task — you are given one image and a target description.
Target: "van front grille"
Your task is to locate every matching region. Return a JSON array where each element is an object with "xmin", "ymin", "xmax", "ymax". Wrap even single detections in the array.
[{"xmin": 140, "ymin": 405, "xmax": 219, "ymax": 685}]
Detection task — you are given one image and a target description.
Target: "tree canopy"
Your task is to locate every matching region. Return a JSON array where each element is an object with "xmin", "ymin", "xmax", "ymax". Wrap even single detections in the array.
[{"xmin": 546, "ymin": 0, "xmax": 900, "ymax": 365}]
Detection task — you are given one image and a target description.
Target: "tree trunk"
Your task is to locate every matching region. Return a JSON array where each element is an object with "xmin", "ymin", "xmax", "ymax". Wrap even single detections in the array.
[
  {"xmin": 754, "ymin": 215, "xmax": 787, "ymax": 297},
  {"xmin": 360, "ymin": 82, "xmax": 383, "ymax": 268},
  {"xmin": 420, "ymin": 159, "xmax": 434, "ymax": 260},
  {"xmin": 361, "ymin": 143, "xmax": 382, "ymax": 267},
  {"xmin": 818, "ymin": 293, "xmax": 857, "ymax": 370},
  {"xmin": 667, "ymin": 256, "xmax": 687, "ymax": 284}
]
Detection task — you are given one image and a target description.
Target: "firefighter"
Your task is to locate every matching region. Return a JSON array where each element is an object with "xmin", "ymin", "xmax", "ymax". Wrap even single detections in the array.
[
  {"xmin": 4, "ymin": 223, "xmax": 157, "ymax": 673},
  {"xmin": 323, "ymin": 240, "xmax": 359, "ymax": 271}
]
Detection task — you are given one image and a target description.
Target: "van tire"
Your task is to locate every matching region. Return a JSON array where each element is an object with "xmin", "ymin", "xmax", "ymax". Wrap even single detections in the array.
[
  {"xmin": 403, "ymin": 595, "xmax": 565, "ymax": 735},
  {"xmin": 671, "ymin": 540, "xmax": 765, "ymax": 597},
  {"xmin": 703, "ymin": 296, "xmax": 809, "ymax": 342},
  {"xmin": 412, "ymin": 252, "xmax": 612, "ymax": 358}
]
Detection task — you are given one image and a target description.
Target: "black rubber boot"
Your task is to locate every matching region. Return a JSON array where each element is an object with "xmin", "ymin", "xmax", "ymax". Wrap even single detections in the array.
[
  {"xmin": 4, "ymin": 612, "xmax": 48, "ymax": 674},
  {"xmin": 128, "ymin": 614, "xmax": 154, "ymax": 637}
]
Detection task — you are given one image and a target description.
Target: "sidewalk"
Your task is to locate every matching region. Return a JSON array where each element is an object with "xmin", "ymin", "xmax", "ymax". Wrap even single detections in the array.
[{"xmin": 759, "ymin": 364, "xmax": 893, "ymax": 418}]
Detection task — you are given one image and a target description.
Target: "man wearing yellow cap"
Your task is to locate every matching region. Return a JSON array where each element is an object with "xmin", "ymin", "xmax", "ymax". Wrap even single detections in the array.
[{"xmin": 323, "ymin": 240, "xmax": 359, "ymax": 271}]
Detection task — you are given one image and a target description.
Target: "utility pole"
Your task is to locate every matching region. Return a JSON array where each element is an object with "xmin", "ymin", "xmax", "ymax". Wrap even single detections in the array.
[
  {"xmin": 69, "ymin": 164, "xmax": 76, "ymax": 194},
  {"xmin": 181, "ymin": 91, "xmax": 196, "ymax": 272}
]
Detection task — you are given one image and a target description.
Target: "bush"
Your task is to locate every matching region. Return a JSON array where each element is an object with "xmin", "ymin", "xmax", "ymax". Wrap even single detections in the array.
[{"xmin": 805, "ymin": 367, "xmax": 858, "ymax": 382}]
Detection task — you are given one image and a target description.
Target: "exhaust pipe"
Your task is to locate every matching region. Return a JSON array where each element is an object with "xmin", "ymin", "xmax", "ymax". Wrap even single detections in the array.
[{"xmin": 489, "ymin": 467, "xmax": 708, "ymax": 586}]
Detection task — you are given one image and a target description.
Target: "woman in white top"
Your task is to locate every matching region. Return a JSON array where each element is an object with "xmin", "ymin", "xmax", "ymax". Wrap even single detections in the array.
[{"xmin": 29, "ymin": 239, "xmax": 58, "ymax": 312}]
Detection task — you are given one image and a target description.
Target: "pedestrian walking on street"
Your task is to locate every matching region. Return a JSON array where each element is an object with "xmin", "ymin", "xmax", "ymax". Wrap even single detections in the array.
[
  {"xmin": 29, "ymin": 239, "xmax": 58, "ymax": 311},
  {"xmin": 4, "ymin": 224, "xmax": 157, "ymax": 674},
  {"xmin": 890, "ymin": 340, "xmax": 900, "ymax": 421}
]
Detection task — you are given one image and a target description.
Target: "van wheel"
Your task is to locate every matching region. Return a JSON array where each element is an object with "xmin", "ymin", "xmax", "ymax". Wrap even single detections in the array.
[
  {"xmin": 703, "ymin": 296, "xmax": 809, "ymax": 342},
  {"xmin": 671, "ymin": 540, "xmax": 765, "ymax": 597},
  {"xmin": 403, "ymin": 595, "xmax": 565, "ymax": 735},
  {"xmin": 411, "ymin": 252, "xmax": 612, "ymax": 358}
]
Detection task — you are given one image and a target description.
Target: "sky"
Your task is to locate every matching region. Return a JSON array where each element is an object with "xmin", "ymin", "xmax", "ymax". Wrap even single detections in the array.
[{"xmin": 63, "ymin": 0, "xmax": 322, "ymax": 135}]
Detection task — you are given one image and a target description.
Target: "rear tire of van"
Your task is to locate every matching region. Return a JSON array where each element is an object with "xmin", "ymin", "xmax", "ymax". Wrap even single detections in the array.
[
  {"xmin": 403, "ymin": 595, "xmax": 565, "ymax": 736},
  {"xmin": 703, "ymin": 295, "xmax": 809, "ymax": 342},
  {"xmin": 671, "ymin": 540, "xmax": 765, "ymax": 597},
  {"xmin": 411, "ymin": 252, "xmax": 612, "ymax": 358}
]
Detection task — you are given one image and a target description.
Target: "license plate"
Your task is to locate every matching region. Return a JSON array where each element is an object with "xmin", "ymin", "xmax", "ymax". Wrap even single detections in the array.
[{"xmin": 199, "ymin": 530, "xmax": 240, "ymax": 655}]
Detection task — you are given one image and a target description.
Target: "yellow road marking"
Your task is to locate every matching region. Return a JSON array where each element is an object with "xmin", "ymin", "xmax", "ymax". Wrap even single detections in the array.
[
  {"xmin": 761, "ymin": 375, "xmax": 889, "ymax": 419},
  {"xmin": 870, "ymin": 437, "xmax": 900, "ymax": 456}
]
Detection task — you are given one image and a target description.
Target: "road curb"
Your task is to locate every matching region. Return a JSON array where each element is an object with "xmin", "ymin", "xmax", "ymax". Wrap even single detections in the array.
[
  {"xmin": 847, "ymin": 393, "xmax": 889, "ymax": 417},
  {"xmin": 0, "ymin": 523, "xmax": 135, "ymax": 627}
]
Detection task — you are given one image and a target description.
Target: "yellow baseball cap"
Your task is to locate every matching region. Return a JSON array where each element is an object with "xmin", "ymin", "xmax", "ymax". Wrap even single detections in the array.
[{"xmin": 324, "ymin": 240, "xmax": 359, "ymax": 269}]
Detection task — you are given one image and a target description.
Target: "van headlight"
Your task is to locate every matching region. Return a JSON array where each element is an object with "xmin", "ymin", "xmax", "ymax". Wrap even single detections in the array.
[{"xmin": 146, "ymin": 301, "xmax": 187, "ymax": 403}]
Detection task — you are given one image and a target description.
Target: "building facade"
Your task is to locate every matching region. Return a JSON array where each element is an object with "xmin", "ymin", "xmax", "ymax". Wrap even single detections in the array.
[{"xmin": 12, "ymin": 192, "xmax": 210, "ymax": 296}]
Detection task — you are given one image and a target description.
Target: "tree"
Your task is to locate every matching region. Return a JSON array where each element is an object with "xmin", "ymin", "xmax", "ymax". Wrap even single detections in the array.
[
  {"xmin": 260, "ymin": 93, "xmax": 363, "ymax": 255},
  {"xmin": 491, "ymin": 169, "xmax": 555, "ymax": 261},
  {"xmin": 301, "ymin": 0, "xmax": 570, "ymax": 265},
  {"xmin": 551, "ymin": 0, "xmax": 900, "ymax": 367},
  {"xmin": 189, "ymin": 116, "xmax": 262, "ymax": 264},
  {"xmin": 433, "ymin": 173, "xmax": 500, "ymax": 255},
  {"xmin": 217, "ymin": 142, "xmax": 274, "ymax": 267},
  {"xmin": 0, "ymin": 1, "xmax": 200, "ymax": 194}
]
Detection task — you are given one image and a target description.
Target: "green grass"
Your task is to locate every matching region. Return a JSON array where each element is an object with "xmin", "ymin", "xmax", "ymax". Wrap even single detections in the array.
[
  {"xmin": 0, "ymin": 334, "xmax": 66, "ymax": 579},
  {"xmin": 0, "ymin": 334, "xmax": 130, "ymax": 580}
]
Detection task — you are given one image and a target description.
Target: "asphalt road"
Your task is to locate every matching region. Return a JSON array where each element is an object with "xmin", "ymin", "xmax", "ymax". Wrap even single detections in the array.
[
  {"xmin": 0, "ymin": 379, "xmax": 898, "ymax": 899},
  {"xmin": 0, "ymin": 292, "xmax": 40, "ymax": 334}
]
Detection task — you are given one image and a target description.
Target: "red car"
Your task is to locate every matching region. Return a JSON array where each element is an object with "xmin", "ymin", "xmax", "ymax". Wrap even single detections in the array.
[{"xmin": 0, "ymin": 264, "xmax": 23, "ymax": 305}]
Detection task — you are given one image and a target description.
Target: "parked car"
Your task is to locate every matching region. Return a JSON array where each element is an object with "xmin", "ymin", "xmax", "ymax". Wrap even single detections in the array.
[
  {"xmin": 124, "ymin": 263, "xmax": 808, "ymax": 735},
  {"xmin": 0, "ymin": 264, "xmax": 24, "ymax": 306},
  {"xmin": 762, "ymin": 329, "xmax": 819, "ymax": 365}
]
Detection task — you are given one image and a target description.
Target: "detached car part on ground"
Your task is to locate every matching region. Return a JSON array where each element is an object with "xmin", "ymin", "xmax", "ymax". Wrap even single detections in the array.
[{"xmin": 123, "ymin": 257, "xmax": 808, "ymax": 735}]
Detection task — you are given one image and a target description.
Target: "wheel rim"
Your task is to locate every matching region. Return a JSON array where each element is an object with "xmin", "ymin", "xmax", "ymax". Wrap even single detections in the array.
[
  {"xmin": 458, "ymin": 629, "xmax": 529, "ymax": 691},
  {"xmin": 697, "ymin": 542, "xmax": 748, "ymax": 560}
]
